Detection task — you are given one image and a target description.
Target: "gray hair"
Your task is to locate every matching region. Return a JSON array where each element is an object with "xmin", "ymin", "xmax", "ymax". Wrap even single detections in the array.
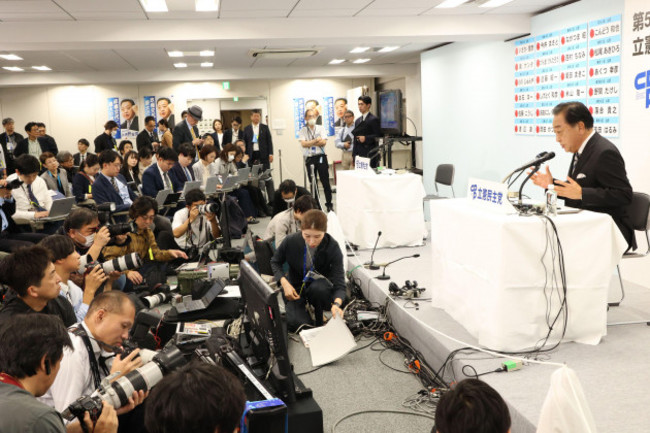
[{"xmin": 57, "ymin": 151, "xmax": 73, "ymax": 163}]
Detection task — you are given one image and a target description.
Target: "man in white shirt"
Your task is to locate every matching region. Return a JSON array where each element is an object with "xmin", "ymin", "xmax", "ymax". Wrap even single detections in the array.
[
  {"xmin": 164, "ymin": 189, "xmax": 220, "ymax": 257},
  {"xmin": 42, "ymin": 291, "xmax": 146, "ymax": 416},
  {"xmin": 39, "ymin": 234, "xmax": 108, "ymax": 323},
  {"xmin": 8, "ymin": 154, "xmax": 53, "ymax": 222},
  {"xmin": 335, "ymin": 110, "xmax": 356, "ymax": 170},
  {"xmin": 299, "ymin": 109, "xmax": 332, "ymax": 212}
]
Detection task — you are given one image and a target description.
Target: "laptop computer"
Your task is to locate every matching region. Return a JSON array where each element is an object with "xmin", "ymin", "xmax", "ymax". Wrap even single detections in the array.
[
  {"xmin": 175, "ymin": 279, "xmax": 226, "ymax": 314},
  {"xmin": 181, "ymin": 180, "xmax": 201, "ymax": 197},
  {"xmin": 221, "ymin": 175, "xmax": 239, "ymax": 190},
  {"xmin": 155, "ymin": 189, "xmax": 170, "ymax": 208},
  {"xmin": 203, "ymin": 176, "xmax": 222, "ymax": 195},
  {"xmin": 40, "ymin": 197, "xmax": 75, "ymax": 221},
  {"xmin": 236, "ymin": 167, "xmax": 250, "ymax": 183},
  {"xmin": 251, "ymin": 164, "xmax": 262, "ymax": 178}
]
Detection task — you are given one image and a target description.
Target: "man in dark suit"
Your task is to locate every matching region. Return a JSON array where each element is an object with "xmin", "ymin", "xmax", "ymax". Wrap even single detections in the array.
[
  {"xmin": 73, "ymin": 138, "xmax": 93, "ymax": 166},
  {"xmin": 222, "ymin": 116, "xmax": 243, "ymax": 146},
  {"xmin": 94, "ymin": 120, "xmax": 119, "ymax": 154},
  {"xmin": 172, "ymin": 105, "xmax": 203, "ymax": 153},
  {"xmin": 14, "ymin": 122, "xmax": 57, "ymax": 158},
  {"xmin": 169, "ymin": 143, "xmax": 196, "ymax": 192},
  {"xmin": 141, "ymin": 146, "xmax": 179, "ymax": 198},
  {"xmin": 37, "ymin": 123, "xmax": 58, "ymax": 155},
  {"xmin": 120, "ymin": 98, "xmax": 139, "ymax": 131},
  {"xmin": 0, "ymin": 117, "xmax": 24, "ymax": 176},
  {"xmin": 136, "ymin": 116, "xmax": 160, "ymax": 153},
  {"xmin": 352, "ymin": 95, "xmax": 382, "ymax": 168},
  {"xmin": 93, "ymin": 150, "xmax": 136, "ymax": 213},
  {"xmin": 244, "ymin": 109, "xmax": 275, "ymax": 200},
  {"xmin": 531, "ymin": 101, "xmax": 635, "ymax": 250}
]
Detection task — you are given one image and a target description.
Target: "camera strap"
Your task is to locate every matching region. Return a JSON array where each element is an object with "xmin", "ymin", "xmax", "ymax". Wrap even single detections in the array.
[{"xmin": 70, "ymin": 326, "xmax": 105, "ymax": 390}]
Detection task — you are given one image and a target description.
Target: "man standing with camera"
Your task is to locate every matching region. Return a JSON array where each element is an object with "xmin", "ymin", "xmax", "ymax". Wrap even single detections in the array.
[
  {"xmin": 41, "ymin": 291, "xmax": 147, "ymax": 420},
  {"xmin": 160, "ymin": 189, "xmax": 220, "ymax": 258},
  {"xmin": 0, "ymin": 314, "xmax": 118, "ymax": 433}
]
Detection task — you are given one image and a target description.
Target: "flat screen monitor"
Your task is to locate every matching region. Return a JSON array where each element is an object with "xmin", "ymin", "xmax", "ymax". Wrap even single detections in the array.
[
  {"xmin": 238, "ymin": 260, "xmax": 296, "ymax": 403},
  {"xmin": 379, "ymin": 89, "xmax": 403, "ymax": 135}
]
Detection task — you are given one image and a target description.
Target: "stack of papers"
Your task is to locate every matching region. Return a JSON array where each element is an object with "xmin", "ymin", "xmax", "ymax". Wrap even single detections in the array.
[{"xmin": 300, "ymin": 317, "xmax": 357, "ymax": 367}]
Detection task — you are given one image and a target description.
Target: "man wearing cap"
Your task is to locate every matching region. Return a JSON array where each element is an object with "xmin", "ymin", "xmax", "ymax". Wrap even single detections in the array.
[{"xmin": 172, "ymin": 105, "xmax": 204, "ymax": 154}]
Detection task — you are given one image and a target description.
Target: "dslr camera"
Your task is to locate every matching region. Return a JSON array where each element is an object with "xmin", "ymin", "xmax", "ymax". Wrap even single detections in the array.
[
  {"xmin": 197, "ymin": 202, "xmax": 219, "ymax": 216},
  {"xmin": 79, "ymin": 252, "xmax": 143, "ymax": 275}
]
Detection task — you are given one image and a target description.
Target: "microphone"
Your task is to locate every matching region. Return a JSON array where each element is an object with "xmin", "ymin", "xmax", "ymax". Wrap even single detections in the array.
[
  {"xmin": 516, "ymin": 152, "xmax": 555, "ymax": 205},
  {"xmin": 364, "ymin": 231, "xmax": 382, "ymax": 270},
  {"xmin": 376, "ymin": 254, "xmax": 420, "ymax": 280},
  {"xmin": 502, "ymin": 152, "xmax": 556, "ymax": 183}
]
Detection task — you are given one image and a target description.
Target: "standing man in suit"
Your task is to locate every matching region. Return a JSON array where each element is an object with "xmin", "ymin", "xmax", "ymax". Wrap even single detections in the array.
[
  {"xmin": 335, "ymin": 110, "xmax": 356, "ymax": 170},
  {"xmin": 73, "ymin": 138, "xmax": 93, "ymax": 166},
  {"xmin": 14, "ymin": 122, "xmax": 53, "ymax": 158},
  {"xmin": 0, "ymin": 118, "xmax": 23, "ymax": 176},
  {"xmin": 93, "ymin": 150, "xmax": 136, "ymax": 213},
  {"xmin": 157, "ymin": 97, "xmax": 175, "ymax": 130},
  {"xmin": 120, "ymin": 99, "xmax": 139, "ymax": 131},
  {"xmin": 94, "ymin": 120, "xmax": 119, "ymax": 154},
  {"xmin": 172, "ymin": 105, "xmax": 203, "ymax": 153},
  {"xmin": 244, "ymin": 109, "xmax": 275, "ymax": 200},
  {"xmin": 141, "ymin": 146, "xmax": 179, "ymax": 198},
  {"xmin": 137, "ymin": 116, "xmax": 160, "ymax": 153},
  {"xmin": 36, "ymin": 123, "xmax": 58, "ymax": 155},
  {"xmin": 169, "ymin": 143, "xmax": 196, "ymax": 192},
  {"xmin": 222, "ymin": 116, "xmax": 243, "ymax": 146},
  {"xmin": 352, "ymin": 95, "xmax": 381, "ymax": 168},
  {"xmin": 531, "ymin": 101, "xmax": 636, "ymax": 250}
]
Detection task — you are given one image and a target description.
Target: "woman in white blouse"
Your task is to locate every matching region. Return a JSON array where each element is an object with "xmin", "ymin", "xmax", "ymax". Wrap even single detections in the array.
[
  {"xmin": 193, "ymin": 144, "xmax": 217, "ymax": 187},
  {"xmin": 213, "ymin": 143, "xmax": 258, "ymax": 223},
  {"xmin": 210, "ymin": 119, "xmax": 225, "ymax": 152}
]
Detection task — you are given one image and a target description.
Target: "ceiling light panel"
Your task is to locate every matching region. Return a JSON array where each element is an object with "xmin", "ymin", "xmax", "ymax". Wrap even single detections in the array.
[
  {"xmin": 329, "ymin": 59, "xmax": 346, "ymax": 64},
  {"xmin": 196, "ymin": 0, "xmax": 219, "ymax": 11},
  {"xmin": 3, "ymin": 66, "xmax": 23, "ymax": 72},
  {"xmin": 350, "ymin": 47, "xmax": 370, "ymax": 53},
  {"xmin": 168, "ymin": 51, "xmax": 184, "ymax": 57},
  {"xmin": 32, "ymin": 66, "xmax": 52, "ymax": 71},
  {"xmin": 353, "ymin": 58, "xmax": 370, "ymax": 64},
  {"xmin": 173, "ymin": 62, "xmax": 187, "ymax": 68},
  {"xmin": 435, "ymin": 0, "xmax": 471, "ymax": 8},
  {"xmin": 140, "ymin": 0, "xmax": 168, "ymax": 12},
  {"xmin": 479, "ymin": 0, "xmax": 515, "ymax": 7},
  {"xmin": 201, "ymin": 62, "xmax": 214, "ymax": 67},
  {"xmin": 0, "ymin": 54, "xmax": 23, "ymax": 61},
  {"xmin": 378, "ymin": 46, "xmax": 399, "ymax": 53},
  {"xmin": 200, "ymin": 50, "xmax": 215, "ymax": 57}
]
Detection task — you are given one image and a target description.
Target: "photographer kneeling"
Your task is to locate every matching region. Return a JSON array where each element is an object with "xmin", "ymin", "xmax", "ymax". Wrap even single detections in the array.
[
  {"xmin": 271, "ymin": 209, "xmax": 345, "ymax": 330},
  {"xmin": 158, "ymin": 189, "xmax": 220, "ymax": 260},
  {"xmin": 103, "ymin": 196, "xmax": 187, "ymax": 288}
]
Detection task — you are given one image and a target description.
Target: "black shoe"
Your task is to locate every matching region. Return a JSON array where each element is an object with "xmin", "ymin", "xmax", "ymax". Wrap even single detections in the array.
[{"xmin": 326, "ymin": 203, "xmax": 334, "ymax": 212}]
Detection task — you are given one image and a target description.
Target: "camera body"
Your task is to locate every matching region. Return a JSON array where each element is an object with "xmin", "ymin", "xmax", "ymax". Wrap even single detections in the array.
[
  {"xmin": 66, "ymin": 395, "xmax": 103, "ymax": 425},
  {"xmin": 5, "ymin": 178, "xmax": 23, "ymax": 190},
  {"xmin": 107, "ymin": 221, "xmax": 137, "ymax": 238},
  {"xmin": 197, "ymin": 202, "xmax": 219, "ymax": 216}
]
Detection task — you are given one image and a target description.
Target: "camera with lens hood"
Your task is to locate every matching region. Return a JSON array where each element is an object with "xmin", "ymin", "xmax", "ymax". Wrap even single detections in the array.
[
  {"xmin": 79, "ymin": 252, "xmax": 142, "ymax": 275},
  {"xmin": 197, "ymin": 202, "xmax": 219, "ymax": 216}
]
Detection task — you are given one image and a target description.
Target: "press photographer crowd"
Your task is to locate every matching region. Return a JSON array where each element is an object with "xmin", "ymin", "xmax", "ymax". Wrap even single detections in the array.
[{"xmin": 0, "ymin": 102, "xmax": 504, "ymax": 433}]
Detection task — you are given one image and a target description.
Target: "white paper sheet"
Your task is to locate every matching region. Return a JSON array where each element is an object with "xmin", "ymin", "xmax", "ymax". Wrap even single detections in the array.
[{"xmin": 307, "ymin": 317, "xmax": 357, "ymax": 367}]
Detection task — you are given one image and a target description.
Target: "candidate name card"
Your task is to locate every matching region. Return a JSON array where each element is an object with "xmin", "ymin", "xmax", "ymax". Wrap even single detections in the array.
[
  {"xmin": 355, "ymin": 156, "xmax": 374, "ymax": 173},
  {"xmin": 467, "ymin": 178, "xmax": 517, "ymax": 214}
]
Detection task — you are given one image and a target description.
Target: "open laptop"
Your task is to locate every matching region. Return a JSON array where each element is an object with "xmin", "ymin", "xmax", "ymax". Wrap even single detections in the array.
[
  {"xmin": 250, "ymin": 164, "xmax": 263, "ymax": 178},
  {"xmin": 203, "ymin": 176, "xmax": 222, "ymax": 195},
  {"xmin": 221, "ymin": 175, "xmax": 240, "ymax": 190},
  {"xmin": 236, "ymin": 167, "xmax": 250, "ymax": 184},
  {"xmin": 155, "ymin": 189, "xmax": 171, "ymax": 208},
  {"xmin": 175, "ymin": 279, "xmax": 226, "ymax": 314},
  {"xmin": 181, "ymin": 180, "xmax": 201, "ymax": 198},
  {"xmin": 40, "ymin": 197, "xmax": 75, "ymax": 221}
]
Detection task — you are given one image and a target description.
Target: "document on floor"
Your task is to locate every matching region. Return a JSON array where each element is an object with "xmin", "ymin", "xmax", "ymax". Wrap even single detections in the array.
[{"xmin": 306, "ymin": 317, "xmax": 357, "ymax": 367}]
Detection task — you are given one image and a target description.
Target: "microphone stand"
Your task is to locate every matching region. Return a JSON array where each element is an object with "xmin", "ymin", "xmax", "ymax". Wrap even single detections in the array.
[
  {"xmin": 518, "ymin": 164, "xmax": 541, "ymax": 206},
  {"xmin": 364, "ymin": 231, "xmax": 382, "ymax": 270},
  {"xmin": 376, "ymin": 254, "xmax": 420, "ymax": 280}
]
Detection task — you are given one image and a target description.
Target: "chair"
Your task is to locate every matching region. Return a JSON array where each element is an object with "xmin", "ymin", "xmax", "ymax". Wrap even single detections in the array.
[
  {"xmin": 609, "ymin": 191, "xmax": 650, "ymax": 308},
  {"xmin": 253, "ymin": 238, "xmax": 275, "ymax": 276},
  {"xmin": 433, "ymin": 164, "xmax": 455, "ymax": 198}
]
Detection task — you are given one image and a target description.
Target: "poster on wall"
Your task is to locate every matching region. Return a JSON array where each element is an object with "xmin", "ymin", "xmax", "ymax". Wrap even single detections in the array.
[
  {"xmin": 119, "ymin": 97, "xmax": 139, "ymax": 139},
  {"xmin": 292, "ymin": 97, "xmax": 336, "ymax": 138},
  {"xmin": 514, "ymin": 14, "xmax": 621, "ymax": 137},
  {"xmin": 107, "ymin": 97, "xmax": 121, "ymax": 139}
]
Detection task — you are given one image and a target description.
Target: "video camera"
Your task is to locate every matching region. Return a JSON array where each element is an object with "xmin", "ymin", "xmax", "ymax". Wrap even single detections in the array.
[{"xmin": 62, "ymin": 343, "xmax": 187, "ymax": 429}]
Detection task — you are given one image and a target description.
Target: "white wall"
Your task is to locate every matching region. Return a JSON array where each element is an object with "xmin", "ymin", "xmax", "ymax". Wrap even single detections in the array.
[
  {"xmin": 0, "ymin": 77, "xmax": 374, "ymax": 189},
  {"xmin": 419, "ymin": 0, "xmax": 650, "ymax": 288}
]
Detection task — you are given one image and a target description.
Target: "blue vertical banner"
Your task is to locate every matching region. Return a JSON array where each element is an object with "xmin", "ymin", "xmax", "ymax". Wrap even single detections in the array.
[
  {"xmin": 107, "ymin": 97, "xmax": 121, "ymax": 139},
  {"xmin": 144, "ymin": 96, "xmax": 157, "ymax": 133},
  {"xmin": 323, "ymin": 96, "xmax": 335, "ymax": 136},
  {"xmin": 293, "ymin": 98, "xmax": 305, "ymax": 138}
]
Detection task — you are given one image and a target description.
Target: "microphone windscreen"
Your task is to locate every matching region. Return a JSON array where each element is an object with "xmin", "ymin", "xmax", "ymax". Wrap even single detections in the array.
[{"xmin": 413, "ymin": 254, "xmax": 420, "ymax": 258}]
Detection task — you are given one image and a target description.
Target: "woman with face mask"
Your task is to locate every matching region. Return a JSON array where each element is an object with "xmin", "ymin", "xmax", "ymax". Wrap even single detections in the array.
[{"xmin": 214, "ymin": 143, "xmax": 259, "ymax": 223}]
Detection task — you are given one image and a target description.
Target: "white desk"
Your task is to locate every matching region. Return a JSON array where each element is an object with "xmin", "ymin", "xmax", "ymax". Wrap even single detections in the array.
[
  {"xmin": 429, "ymin": 199, "xmax": 627, "ymax": 352},
  {"xmin": 336, "ymin": 171, "xmax": 426, "ymax": 248}
]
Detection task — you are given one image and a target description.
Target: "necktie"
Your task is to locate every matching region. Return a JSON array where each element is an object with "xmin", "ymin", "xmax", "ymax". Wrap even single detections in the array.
[
  {"xmin": 571, "ymin": 153, "xmax": 580, "ymax": 176},
  {"xmin": 81, "ymin": 154, "xmax": 85, "ymax": 164},
  {"xmin": 190, "ymin": 126, "xmax": 196, "ymax": 139},
  {"xmin": 150, "ymin": 133, "xmax": 155, "ymax": 141},
  {"xmin": 163, "ymin": 172, "xmax": 173, "ymax": 191},
  {"xmin": 110, "ymin": 176, "xmax": 119, "ymax": 193},
  {"xmin": 184, "ymin": 167, "xmax": 192, "ymax": 181},
  {"xmin": 27, "ymin": 185, "xmax": 45, "ymax": 211}
]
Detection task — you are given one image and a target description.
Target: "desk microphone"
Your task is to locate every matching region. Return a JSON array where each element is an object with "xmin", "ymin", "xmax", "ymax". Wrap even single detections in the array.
[
  {"xmin": 364, "ymin": 231, "xmax": 382, "ymax": 270},
  {"xmin": 502, "ymin": 151, "xmax": 556, "ymax": 183},
  {"xmin": 376, "ymin": 254, "xmax": 420, "ymax": 280}
]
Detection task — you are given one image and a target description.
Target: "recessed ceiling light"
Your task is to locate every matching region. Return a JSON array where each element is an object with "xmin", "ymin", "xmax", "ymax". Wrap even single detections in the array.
[
  {"xmin": 200, "ymin": 62, "xmax": 214, "ymax": 67},
  {"xmin": 378, "ymin": 46, "xmax": 399, "ymax": 53},
  {"xmin": 3, "ymin": 66, "xmax": 23, "ymax": 72},
  {"xmin": 479, "ymin": 0, "xmax": 514, "ymax": 7},
  {"xmin": 350, "ymin": 47, "xmax": 370, "ymax": 53},
  {"xmin": 140, "ymin": 0, "xmax": 168, "ymax": 12},
  {"xmin": 168, "ymin": 51, "xmax": 184, "ymax": 57},
  {"xmin": 0, "ymin": 54, "xmax": 23, "ymax": 61},
  {"xmin": 173, "ymin": 63, "xmax": 188, "ymax": 68},
  {"xmin": 195, "ymin": 0, "xmax": 219, "ymax": 11},
  {"xmin": 32, "ymin": 66, "xmax": 51, "ymax": 71},
  {"xmin": 436, "ymin": 0, "xmax": 471, "ymax": 8},
  {"xmin": 200, "ymin": 50, "xmax": 215, "ymax": 57},
  {"xmin": 353, "ymin": 58, "xmax": 370, "ymax": 64},
  {"xmin": 329, "ymin": 59, "xmax": 346, "ymax": 64}
]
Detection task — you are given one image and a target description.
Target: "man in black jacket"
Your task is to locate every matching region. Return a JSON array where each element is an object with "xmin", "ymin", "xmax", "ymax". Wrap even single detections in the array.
[
  {"xmin": 136, "ymin": 116, "xmax": 160, "ymax": 153},
  {"xmin": 531, "ymin": 101, "xmax": 636, "ymax": 250},
  {"xmin": 271, "ymin": 210, "xmax": 344, "ymax": 330},
  {"xmin": 352, "ymin": 95, "xmax": 382, "ymax": 168},
  {"xmin": 172, "ymin": 105, "xmax": 203, "ymax": 152},
  {"xmin": 37, "ymin": 123, "xmax": 58, "ymax": 156},
  {"xmin": 244, "ymin": 109, "xmax": 275, "ymax": 200},
  {"xmin": 14, "ymin": 122, "xmax": 57, "ymax": 158},
  {"xmin": 222, "ymin": 116, "xmax": 243, "ymax": 146},
  {"xmin": 271, "ymin": 179, "xmax": 312, "ymax": 216},
  {"xmin": 0, "ymin": 118, "xmax": 23, "ymax": 176}
]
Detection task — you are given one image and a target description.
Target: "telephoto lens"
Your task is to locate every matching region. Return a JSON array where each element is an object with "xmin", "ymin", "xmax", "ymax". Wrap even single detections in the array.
[
  {"xmin": 99, "ymin": 253, "xmax": 142, "ymax": 273},
  {"xmin": 197, "ymin": 202, "xmax": 219, "ymax": 215},
  {"xmin": 142, "ymin": 292, "xmax": 172, "ymax": 308}
]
